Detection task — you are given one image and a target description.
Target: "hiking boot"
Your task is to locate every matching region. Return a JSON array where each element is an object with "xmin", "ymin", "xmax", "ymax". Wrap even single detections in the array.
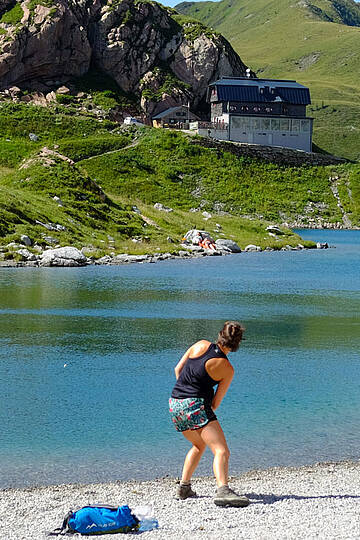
[
  {"xmin": 176, "ymin": 483, "xmax": 197, "ymax": 500},
  {"xmin": 214, "ymin": 485, "xmax": 250, "ymax": 508}
]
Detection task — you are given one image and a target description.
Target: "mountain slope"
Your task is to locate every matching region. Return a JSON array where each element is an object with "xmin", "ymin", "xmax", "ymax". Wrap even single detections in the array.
[{"xmin": 175, "ymin": 0, "xmax": 360, "ymax": 160}]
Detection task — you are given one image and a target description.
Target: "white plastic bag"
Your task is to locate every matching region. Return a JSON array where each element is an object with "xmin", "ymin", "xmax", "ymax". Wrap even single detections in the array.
[{"xmin": 132, "ymin": 504, "xmax": 159, "ymax": 532}]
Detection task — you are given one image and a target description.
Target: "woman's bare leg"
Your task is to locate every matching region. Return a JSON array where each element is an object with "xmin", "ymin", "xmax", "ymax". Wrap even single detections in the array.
[
  {"xmin": 179, "ymin": 422, "xmax": 249, "ymax": 507},
  {"xmin": 181, "ymin": 429, "xmax": 206, "ymax": 483},
  {"xmin": 199, "ymin": 421, "xmax": 230, "ymax": 487},
  {"xmin": 181, "ymin": 421, "xmax": 229, "ymax": 487}
]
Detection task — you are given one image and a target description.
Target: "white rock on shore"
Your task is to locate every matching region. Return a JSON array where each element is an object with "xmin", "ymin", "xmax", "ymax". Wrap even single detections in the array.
[
  {"xmin": 40, "ymin": 246, "xmax": 87, "ymax": 267},
  {"xmin": 0, "ymin": 460, "xmax": 359, "ymax": 539}
]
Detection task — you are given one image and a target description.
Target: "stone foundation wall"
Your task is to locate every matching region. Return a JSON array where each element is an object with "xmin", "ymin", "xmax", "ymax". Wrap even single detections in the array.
[{"xmin": 193, "ymin": 137, "xmax": 346, "ymax": 167}]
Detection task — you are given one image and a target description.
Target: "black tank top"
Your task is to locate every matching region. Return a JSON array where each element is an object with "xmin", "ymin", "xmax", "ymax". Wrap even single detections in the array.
[{"xmin": 171, "ymin": 343, "xmax": 227, "ymax": 404}]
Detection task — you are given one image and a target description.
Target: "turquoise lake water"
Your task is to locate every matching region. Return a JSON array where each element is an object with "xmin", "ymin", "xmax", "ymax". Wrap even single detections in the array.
[{"xmin": 0, "ymin": 229, "xmax": 359, "ymax": 487}]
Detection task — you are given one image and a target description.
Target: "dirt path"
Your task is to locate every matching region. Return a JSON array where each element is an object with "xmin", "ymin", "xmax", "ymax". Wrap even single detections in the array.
[{"xmin": 79, "ymin": 139, "xmax": 140, "ymax": 162}]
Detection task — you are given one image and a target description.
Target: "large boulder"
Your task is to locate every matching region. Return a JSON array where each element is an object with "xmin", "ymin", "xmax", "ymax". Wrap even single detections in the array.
[
  {"xmin": 182, "ymin": 229, "xmax": 214, "ymax": 245},
  {"xmin": 40, "ymin": 246, "xmax": 87, "ymax": 267},
  {"xmin": 215, "ymin": 239, "xmax": 241, "ymax": 253},
  {"xmin": 17, "ymin": 248, "xmax": 37, "ymax": 261},
  {"xmin": 0, "ymin": 0, "xmax": 250, "ymax": 115},
  {"xmin": 266, "ymin": 225, "xmax": 284, "ymax": 235}
]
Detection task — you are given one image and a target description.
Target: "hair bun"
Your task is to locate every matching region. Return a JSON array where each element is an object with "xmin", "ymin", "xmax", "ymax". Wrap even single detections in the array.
[{"xmin": 217, "ymin": 320, "xmax": 244, "ymax": 352}]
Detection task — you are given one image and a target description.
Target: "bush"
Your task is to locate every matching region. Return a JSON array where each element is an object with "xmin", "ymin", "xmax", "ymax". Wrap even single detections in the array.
[
  {"xmin": 0, "ymin": 3, "xmax": 23, "ymax": 24},
  {"xmin": 56, "ymin": 94, "xmax": 76, "ymax": 105}
]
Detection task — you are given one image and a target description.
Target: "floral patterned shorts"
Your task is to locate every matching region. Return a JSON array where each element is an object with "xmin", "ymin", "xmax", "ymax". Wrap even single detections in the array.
[{"xmin": 169, "ymin": 397, "xmax": 217, "ymax": 432}]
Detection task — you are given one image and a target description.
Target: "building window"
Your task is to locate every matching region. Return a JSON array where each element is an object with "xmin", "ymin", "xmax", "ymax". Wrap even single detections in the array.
[
  {"xmin": 242, "ymin": 117, "xmax": 251, "ymax": 130},
  {"xmin": 291, "ymin": 119, "xmax": 300, "ymax": 132},
  {"xmin": 271, "ymin": 119, "xmax": 280, "ymax": 131},
  {"xmin": 280, "ymin": 119, "xmax": 290, "ymax": 131},
  {"xmin": 262, "ymin": 118, "xmax": 271, "ymax": 130},
  {"xmin": 231, "ymin": 117, "xmax": 242, "ymax": 129},
  {"xmin": 301, "ymin": 119, "xmax": 310, "ymax": 132}
]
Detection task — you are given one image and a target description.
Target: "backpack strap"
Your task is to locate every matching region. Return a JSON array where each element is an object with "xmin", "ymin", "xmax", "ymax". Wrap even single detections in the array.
[{"xmin": 47, "ymin": 510, "xmax": 73, "ymax": 536}]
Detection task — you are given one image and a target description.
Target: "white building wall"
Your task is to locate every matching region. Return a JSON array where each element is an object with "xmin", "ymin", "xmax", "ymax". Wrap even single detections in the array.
[
  {"xmin": 229, "ymin": 129, "xmax": 311, "ymax": 152},
  {"xmin": 229, "ymin": 116, "xmax": 312, "ymax": 152},
  {"xmin": 194, "ymin": 116, "xmax": 313, "ymax": 152}
]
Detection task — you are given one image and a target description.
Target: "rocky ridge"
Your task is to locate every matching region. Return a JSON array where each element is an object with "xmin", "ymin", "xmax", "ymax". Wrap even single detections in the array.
[{"xmin": 0, "ymin": 0, "xmax": 249, "ymax": 115}]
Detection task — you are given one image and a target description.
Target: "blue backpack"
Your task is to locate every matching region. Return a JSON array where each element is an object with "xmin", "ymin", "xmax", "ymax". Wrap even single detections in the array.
[{"xmin": 50, "ymin": 504, "xmax": 139, "ymax": 535}]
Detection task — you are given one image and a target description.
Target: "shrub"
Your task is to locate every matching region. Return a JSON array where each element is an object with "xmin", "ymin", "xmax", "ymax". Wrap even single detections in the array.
[
  {"xmin": 0, "ymin": 3, "xmax": 24, "ymax": 24},
  {"xmin": 56, "ymin": 94, "xmax": 76, "ymax": 105}
]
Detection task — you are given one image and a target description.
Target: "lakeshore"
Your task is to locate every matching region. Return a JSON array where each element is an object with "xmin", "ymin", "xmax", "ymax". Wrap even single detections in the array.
[
  {"xmin": 0, "ymin": 241, "xmax": 321, "ymax": 268},
  {"xmin": 1, "ymin": 460, "xmax": 359, "ymax": 539}
]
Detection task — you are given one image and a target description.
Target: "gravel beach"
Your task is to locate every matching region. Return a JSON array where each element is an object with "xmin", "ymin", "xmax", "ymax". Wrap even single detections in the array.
[{"xmin": 1, "ymin": 460, "xmax": 359, "ymax": 540}]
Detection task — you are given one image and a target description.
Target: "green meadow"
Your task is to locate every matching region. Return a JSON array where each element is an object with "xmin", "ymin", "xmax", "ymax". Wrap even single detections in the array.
[
  {"xmin": 175, "ymin": 0, "xmax": 360, "ymax": 160},
  {"xmin": 1, "ymin": 103, "xmax": 359, "ymax": 259}
]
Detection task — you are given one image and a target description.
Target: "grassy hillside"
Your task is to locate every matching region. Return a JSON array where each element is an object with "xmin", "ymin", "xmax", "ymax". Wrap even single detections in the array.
[
  {"xmin": 175, "ymin": 0, "xmax": 360, "ymax": 160},
  {"xmin": 0, "ymin": 102, "xmax": 359, "ymax": 260}
]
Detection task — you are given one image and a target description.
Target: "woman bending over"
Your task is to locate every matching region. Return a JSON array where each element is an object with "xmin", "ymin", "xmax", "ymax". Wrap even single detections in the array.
[{"xmin": 169, "ymin": 321, "xmax": 249, "ymax": 507}]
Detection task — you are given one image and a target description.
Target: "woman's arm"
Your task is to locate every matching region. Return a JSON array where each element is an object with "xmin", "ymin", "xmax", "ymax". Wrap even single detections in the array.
[
  {"xmin": 174, "ymin": 348, "xmax": 191, "ymax": 379},
  {"xmin": 211, "ymin": 362, "xmax": 234, "ymax": 410}
]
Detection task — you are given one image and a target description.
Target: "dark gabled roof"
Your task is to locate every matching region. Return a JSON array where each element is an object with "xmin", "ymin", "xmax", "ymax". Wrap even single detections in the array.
[
  {"xmin": 209, "ymin": 77, "xmax": 311, "ymax": 105},
  {"xmin": 152, "ymin": 106, "xmax": 199, "ymax": 120}
]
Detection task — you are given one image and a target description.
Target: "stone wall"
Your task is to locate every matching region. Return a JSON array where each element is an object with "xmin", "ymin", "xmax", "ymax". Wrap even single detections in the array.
[{"xmin": 192, "ymin": 137, "xmax": 346, "ymax": 167}]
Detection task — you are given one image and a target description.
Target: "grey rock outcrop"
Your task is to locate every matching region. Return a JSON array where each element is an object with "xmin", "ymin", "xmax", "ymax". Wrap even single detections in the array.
[
  {"xmin": 40, "ymin": 246, "xmax": 87, "ymax": 267},
  {"xmin": 215, "ymin": 239, "xmax": 241, "ymax": 253},
  {"xmin": 20, "ymin": 234, "xmax": 32, "ymax": 246},
  {"xmin": 266, "ymin": 225, "xmax": 284, "ymax": 235},
  {"xmin": 0, "ymin": 1, "xmax": 91, "ymax": 88},
  {"xmin": 154, "ymin": 202, "xmax": 173, "ymax": 212},
  {"xmin": 17, "ymin": 248, "xmax": 37, "ymax": 261},
  {"xmin": 244, "ymin": 244, "xmax": 262, "ymax": 252},
  {"xmin": 182, "ymin": 229, "xmax": 215, "ymax": 245},
  {"xmin": 0, "ymin": 0, "xmax": 249, "ymax": 114}
]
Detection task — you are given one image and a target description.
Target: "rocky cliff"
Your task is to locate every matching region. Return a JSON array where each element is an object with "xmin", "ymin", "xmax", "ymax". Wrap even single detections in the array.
[{"xmin": 0, "ymin": 0, "xmax": 250, "ymax": 115}]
